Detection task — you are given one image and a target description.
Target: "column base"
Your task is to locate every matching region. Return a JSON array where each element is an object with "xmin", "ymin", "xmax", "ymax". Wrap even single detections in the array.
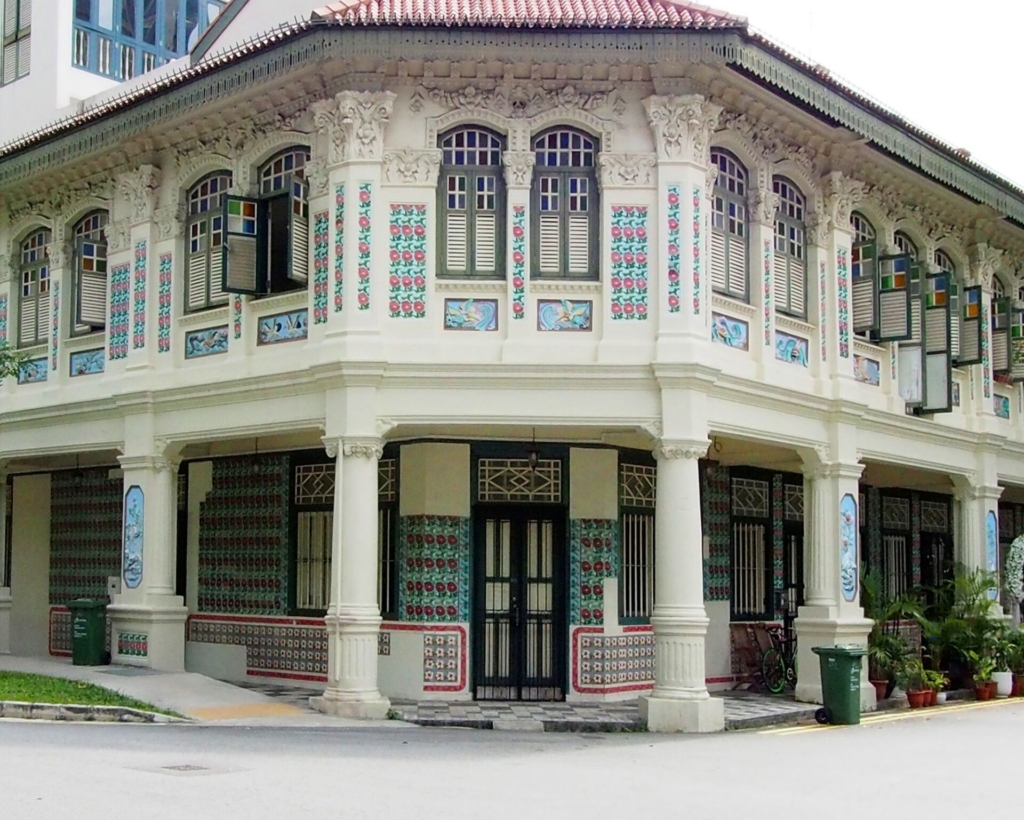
[
  {"xmin": 0, "ymin": 587, "xmax": 10, "ymax": 654},
  {"xmin": 793, "ymin": 612, "xmax": 875, "ymax": 711},
  {"xmin": 640, "ymin": 694, "xmax": 724, "ymax": 733},
  {"xmin": 310, "ymin": 692, "xmax": 391, "ymax": 720},
  {"xmin": 106, "ymin": 598, "xmax": 187, "ymax": 671}
]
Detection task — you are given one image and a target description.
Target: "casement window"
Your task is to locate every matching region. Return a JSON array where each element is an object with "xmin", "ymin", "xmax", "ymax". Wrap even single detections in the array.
[
  {"xmin": 532, "ymin": 128, "xmax": 598, "ymax": 280},
  {"xmin": 710, "ymin": 149, "xmax": 748, "ymax": 301},
  {"xmin": 851, "ymin": 212, "xmax": 877, "ymax": 336},
  {"xmin": 772, "ymin": 177, "xmax": 806, "ymax": 318},
  {"xmin": 934, "ymin": 249, "xmax": 981, "ymax": 366},
  {"xmin": 438, "ymin": 127, "xmax": 504, "ymax": 279},
  {"xmin": 1, "ymin": 0, "xmax": 30, "ymax": 84},
  {"xmin": 72, "ymin": 0, "xmax": 223, "ymax": 80},
  {"xmin": 222, "ymin": 148, "xmax": 309, "ymax": 298},
  {"xmin": 17, "ymin": 228, "xmax": 50, "ymax": 348},
  {"xmin": 71, "ymin": 211, "xmax": 109, "ymax": 334},
  {"xmin": 185, "ymin": 172, "xmax": 231, "ymax": 312},
  {"xmin": 852, "ymin": 213, "xmax": 914, "ymax": 344},
  {"xmin": 619, "ymin": 462, "xmax": 655, "ymax": 622}
]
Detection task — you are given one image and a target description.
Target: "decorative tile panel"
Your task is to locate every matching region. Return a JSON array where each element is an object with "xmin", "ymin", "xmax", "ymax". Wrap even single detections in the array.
[
  {"xmin": 313, "ymin": 210, "xmax": 329, "ymax": 324},
  {"xmin": 837, "ymin": 247, "xmax": 850, "ymax": 359},
  {"xmin": 570, "ymin": 518, "xmax": 619, "ymax": 625},
  {"xmin": 443, "ymin": 298, "xmax": 497, "ymax": 331},
  {"xmin": 70, "ymin": 348, "xmax": 105, "ymax": 376},
  {"xmin": 108, "ymin": 263, "xmax": 130, "ymax": 360},
  {"xmin": 198, "ymin": 455, "xmax": 290, "ymax": 614},
  {"xmin": 388, "ymin": 204, "xmax": 428, "ymax": 318},
  {"xmin": 711, "ymin": 312, "xmax": 749, "ymax": 350},
  {"xmin": 398, "ymin": 515, "xmax": 471, "ymax": 622},
  {"xmin": 665, "ymin": 185, "xmax": 681, "ymax": 313},
  {"xmin": 702, "ymin": 465, "xmax": 731, "ymax": 601},
  {"xmin": 854, "ymin": 354, "xmax": 880, "ymax": 386},
  {"xmin": 995, "ymin": 394, "xmax": 1010, "ymax": 419},
  {"xmin": 0, "ymin": 293, "xmax": 8, "ymax": 345},
  {"xmin": 187, "ymin": 614, "xmax": 327, "ymax": 682},
  {"xmin": 609, "ymin": 205, "xmax": 648, "ymax": 321},
  {"xmin": 185, "ymin": 326, "xmax": 228, "ymax": 358},
  {"xmin": 692, "ymin": 186, "xmax": 701, "ymax": 315},
  {"xmin": 335, "ymin": 184, "xmax": 345, "ymax": 312},
  {"xmin": 868, "ymin": 488, "xmax": 882, "ymax": 570},
  {"xmin": 122, "ymin": 485, "xmax": 144, "ymax": 590},
  {"xmin": 763, "ymin": 239, "xmax": 772, "ymax": 345},
  {"xmin": 952, "ymin": 381, "xmax": 961, "ymax": 407},
  {"xmin": 775, "ymin": 331, "xmax": 808, "ymax": 367},
  {"xmin": 772, "ymin": 474, "xmax": 784, "ymax": 615},
  {"xmin": 912, "ymin": 494, "xmax": 922, "ymax": 586},
  {"xmin": 620, "ymin": 463, "xmax": 655, "ymax": 509},
  {"xmin": 157, "ymin": 253, "xmax": 172, "ymax": 353},
  {"xmin": 478, "ymin": 459, "xmax": 561, "ymax": 503},
  {"xmin": 17, "ymin": 358, "xmax": 47, "ymax": 384},
  {"xmin": 574, "ymin": 628, "xmax": 654, "ymax": 692},
  {"xmin": 132, "ymin": 241, "xmax": 147, "ymax": 349},
  {"xmin": 232, "ymin": 295, "xmax": 242, "ymax": 340},
  {"xmin": 819, "ymin": 259, "xmax": 827, "ymax": 361},
  {"xmin": 117, "ymin": 632, "xmax": 148, "ymax": 658},
  {"xmin": 423, "ymin": 632, "xmax": 461, "ymax": 686},
  {"xmin": 258, "ymin": 309, "xmax": 308, "ymax": 345},
  {"xmin": 357, "ymin": 183, "xmax": 372, "ymax": 310},
  {"xmin": 537, "ymin": 299, "xmax": 591, "ymax": 331},
  {"xmin": 49, "ymin": 469, "xmax": 122, "ymax": 605},
  {"xmin": 378, "ymin": 631, "xmax": 391, "ymax": 656},
  {"xmin": 510, "ymin": 205, "xmax": 526, "ymax": 319},
  {"xmin": 50, "ymin": 280, "xmax": 60, "ymax": 371},
  {"xmin": 49, "ymin": 608, "xmax": 71, "ymax": 656},
  {"xmin": 982, "ymin": 300, "xmax": 991, "ymax": 398}
]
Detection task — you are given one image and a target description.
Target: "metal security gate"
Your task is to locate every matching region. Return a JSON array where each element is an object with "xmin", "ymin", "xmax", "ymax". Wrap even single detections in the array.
[{"xmin": 474, "ymin": 506, "xmax": 565, "ymax": 700}]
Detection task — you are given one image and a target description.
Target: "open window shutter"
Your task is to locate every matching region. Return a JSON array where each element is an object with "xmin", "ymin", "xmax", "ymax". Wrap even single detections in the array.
[
  {"xmin": 475, "ymin": 211, "xmax": 496, "ymax": 273},
  {"xmin": 445, "ymin": 211, "xmax": 467, "ymax": 272},
  {"xmin": 991, "ymin": 297, "xmax": 1010, "ymax": 374},
  {"xmin": 710, "ymin": 229, "xmax": 727, "ymax": 292},
  {"xmin": 75, "ymin": 238, "xmax": 108, "ymax": 327},
  {"xmin": 538, "ymin": 214, "xmax": 560, "ymax": 274},
  {"xmin": 876, "ymin": 255, "xmax": 912, "ymax": 341},
  {"xmin": 4, "ymin": 0, "xmax": 17, "ymax": 36},
  {"xmin": 948, "ymin": 279, "xmax": 960, "ymax": 361},
  {"xmin": 567, "ymin": 214, "xmax": 589, "ymax": 275},
  {"xmin": 187, "ymin": 244, "xmax": 209, "ymax": 311},
  {"xmin": 1011, "ymin": 303, "xmax": 1024, "ymax": 382},
  {"xmin": 287, "ymin": 179, "xmax": 309, "ymax": 285},
  {"xmin": 36, "ymin": 269, "xmax": 50, "ymax": 340},
  {"xmin": 790, "ymin": 260, "xmax": 805, "ymax": 316},
  {"xmin": 222, "ymin": 196, "xmax": 261, "ymax": 295},
  {"xmin": 851, "ymin": 242, "xmax": 878, "ymax": 333},
  {"xmin": 898, "ymin": 344, "xmax": 923, "ymax": 407},
  {"xmin": 18, "ymin": 0, "xmax": 29, "ymax": 29},
  {"xmin": 19, "ymin": 278, "xmax": 36, "ymax": 346},
  {"xmin": 208, "ymin": 237, "xmax": 227, "ymax": 304},
  {"xmin": 908, "ymin": 263, "xmax": 922, "ymax": 344},
  {"xmin": 957, "ymin": 285, "xmax": 982, "ymax": 366},
  {"xmin": 773, "ymin": 252, "xmax": 789, "ymax": 311},
  {"xmin": 919, "ymin": 272, "xmax": 952, "ymax": 414},
  {"xmin": 727, "ymin": 233, "xmax": 746, "ymax": 296}
]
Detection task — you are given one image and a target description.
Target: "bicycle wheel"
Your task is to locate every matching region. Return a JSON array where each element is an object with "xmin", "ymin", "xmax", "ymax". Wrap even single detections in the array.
[{"xmin": 761, "ymin": 648, "xmax": 786, "ymax": 694}]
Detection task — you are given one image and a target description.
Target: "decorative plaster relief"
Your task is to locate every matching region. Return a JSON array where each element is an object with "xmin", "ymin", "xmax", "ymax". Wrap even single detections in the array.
[
  {"xmin": 644, "ymin": 94, "xmax": 722, "ymax": 164},
  {"xmin": 313, "ymin": 211, "xmax": 329, "ymax": 325},
  {"xmin": 17, "ymin": 357, "xmax": 47, "ymax": 384},
  {"xmin": 311, "ymin": 91, "xmax": 396, "ymax": 164},
  {"xmin": 383, "ymin": 150, "xmax": 442, "ymax": 186},
  {"xmin": 598, "ymin": 154, "xmax": 656, "ymax": 188},
  {"xmin": 443, "ymin": 298, "xmax": 498, "ymax": 331},
  {"xmin": 840, "ymin": 493, "xmax": 858, "ymax": 603},
  {"xmin": 711, "ymin": 312, "xmax": 748, "ymax": 350},
  {"xmin": 413, "ymin": 83, "xmax": 623, "ymax": 120},
  {"xmin": 117, "ymin": 165, "xmax": 161, "ymax": 224},
  {"xmin": 609, "ymin": 206, "xmax": 648, "ymax": 321},
  {"xmin": 775, "ymin": 331, "xmax": 809, "ymax": 367},
  {"xmin": 502, "ymin": 152, "xmax": 535, "ymax": 189},
  {"xmin": 538, "ymin": 299, "xmax": 592, "ymax": 331},
  {"xmin": 388, "ymin": 204, "xmax": 428, "ymax": 318},
  {"xmin": 853, "ymin": 354, "xmax": 880, "ymax": 386},
  {"xmin": 185, "ymin": 326, "xmax": 228, "ymax": 359},
  {"xmin": 258, "ymin": 310, "xmax": 308, "ymax": 345},
  {"xmin": 70, "ymin": 348, "xmax": 104, "ymax": 376}
]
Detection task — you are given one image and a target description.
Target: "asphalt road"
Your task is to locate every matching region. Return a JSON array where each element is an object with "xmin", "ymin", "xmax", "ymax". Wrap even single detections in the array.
[{"xmin": 3, "ymin": 700, "xmax": 1021, "ymax": 819}]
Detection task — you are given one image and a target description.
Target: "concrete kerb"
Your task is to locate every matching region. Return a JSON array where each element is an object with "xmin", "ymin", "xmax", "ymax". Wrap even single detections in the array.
[{"xmin": 0, "ymin": 700, "xmax": 191, "ymax": 724}]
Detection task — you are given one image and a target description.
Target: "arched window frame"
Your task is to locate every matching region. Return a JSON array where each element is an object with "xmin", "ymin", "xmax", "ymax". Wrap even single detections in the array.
[
  {"xmin": 17, "ymin": 228, "xmax": 51, "ymax": 348},
  {"xmin": 222, "ymin": 146, "xmax": 310, "ymax": 297},
  {"xmin": 70, "ymin": 210, "xmax": 109, "ymax": 335},
  {"xmin": 437, "ymin": 126, "xmax": 505, "ymax": 279},
  {"xmin": 710, "ymin": 148, "xmax": 748, "ymax": 301},
  {"xmin": 850, "ymin": 211, "xmax": 877, "ymax": 337},
  {"xmin": 185, "ymin": 171, "xmax": 232, "ymax": 312},
  {"xmin": 532, "ymin": 127, "xmax": 599, "ymax": 280},
  {"xmin": 894, "ymin": 231, "xmax": 918, "ymax": 259},
  {"xmin": 772, "ymin": 176, "xmax": 806, "ymax": 318},
  {"xmin": 993, "ymin": 275, "xmax": 1006, "ymax": 300}
]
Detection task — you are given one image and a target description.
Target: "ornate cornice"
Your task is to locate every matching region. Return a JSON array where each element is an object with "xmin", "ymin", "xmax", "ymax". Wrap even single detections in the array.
[
  {"xmin": 653, "ymin": 439, "xmax": 709, "ymax": 460},
  {"xmin": 382, "ymin": 149, "xmax": 441, "ymax": 186},
  {"xmin": 598, "ymin": 153, "xmax": 657, "ymax": 188},
  {"xmin": 412, "ymin": 83, "xmax": 624, "ymax": 120},
  {"xmin": 643, "ymin": 94, "xmax": 722, "ymax": 165},
  {"xmin": 311, "ymin": 91, "xmax": 396, "ymax": 165},
  {"xmin": 116, "ymin": 164, "xmax": 161, "ymax": 224},
  {"xmin": 502, "ymin": 152, "xmax": 536, "ymax": 189}
]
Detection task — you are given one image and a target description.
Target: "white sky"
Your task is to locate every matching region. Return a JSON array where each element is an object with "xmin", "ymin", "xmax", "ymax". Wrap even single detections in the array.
[{"xmin": 720, "ymin": 0, "xmax": 1024, "ymax": 188}]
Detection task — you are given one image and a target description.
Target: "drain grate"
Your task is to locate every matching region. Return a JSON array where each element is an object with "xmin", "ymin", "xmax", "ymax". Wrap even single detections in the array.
[{"xmin": 163, "ymin": 765, "xmax": 208, "ymax": 772}]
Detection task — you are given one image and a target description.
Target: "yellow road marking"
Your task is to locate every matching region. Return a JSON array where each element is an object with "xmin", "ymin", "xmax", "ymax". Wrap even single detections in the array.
[
  {"xmin": 759, "ymin": 698, "xmax": 1023, "ymax": 735},
  {"xmin": 187, "ymin": 703, "xmax": 304, "ymax": 720}
]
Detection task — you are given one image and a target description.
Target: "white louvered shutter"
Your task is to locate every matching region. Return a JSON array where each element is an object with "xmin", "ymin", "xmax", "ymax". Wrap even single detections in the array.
[
  {"xmin": 209, "ymin": 242, "xmax": 227, "ymax": 304},
  {"xmin": 710, "ymin": 229, "xmax": 727, "ymax": 292},
  {"xmin": 19, "ymin": 289, "xmax": 36, "ymax": 346},
  {"xmin": 957, "ymin": 286, "xmax": 982, "ymax": 365},
  {"xmin": 948, "ymin": 281, "xmax": 960, "ymax": 360},
  {"xmin": 474, "ymin": 212, "xmax": 496, "ymax": 273},
  {"xmin": 17, "ymin": 0, "xmax": 29, "ymax": 28},
  {"xmin": 17, "ymin": 32, "xmax": 28, "ymax": 77},
  {"xmin": 774, "ymin": 253, "xmax": 789, "ymax": 311},
  {"xmin": 790, "ymin": 260, "xmax": 805, "ymax": 315},
  {"xmin": 3, "ymin": 43, "xmax": 15, "ymax": 84},
  {"xmin": 727, "ymin": 234, "xmax": 746, "ymax": 296},
  {"xmin": 538, "ymin": 214, "xmax": 560, "ymax": 274},
  {"xmin": 37, "ymin": 281, "xmax": 49, "ymax": 340},
  {"xmin": 992, "ymin": 298, "xmax": 1010, "ymax": 373},
  {"xmin": 287, "ymin": 180, "xmax": 309, "ymax": 285},
  {"xmin": 77, "ymin": 242, "xmax": 108, "ymax": 327},
  {"xmin": 446, "ymin": 213, "xmax": 467, "ymax": 272},
  {"xmin": 567, "ymin": 215, "xmax": 589, "ymax": 275},
  {"xmin": 187, "ymin": 250, "xmax": 208, "ymax": 311}
]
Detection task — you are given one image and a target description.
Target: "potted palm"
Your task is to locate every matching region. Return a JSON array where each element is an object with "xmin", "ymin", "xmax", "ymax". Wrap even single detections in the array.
[
  {"xmin": 922, "ymin": 669, "xmax": 948, "ymax": 705},
  {"xmin": 967, "ymin": 651, "xmax": 996, "ymax": 700},
  {"xmin": 903, "ymin": 658, "xmax": 930, "ymax": 708},
  {"xmin": 993, "ymin": 636, "xmax": 1014, "ymax": 698},
  {"xmin": 1006, "ymin": 632, "xmax": 1024, "ymax": 696},
  {"xmin": 863, "ymin": 568, "xmax": 919, "ymax": 700}
]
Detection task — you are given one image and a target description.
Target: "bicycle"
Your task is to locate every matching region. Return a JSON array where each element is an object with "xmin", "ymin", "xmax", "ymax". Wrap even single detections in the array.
[{"xmin": 759, "ymin": 597, "xmax": 798, "ymax": 694}]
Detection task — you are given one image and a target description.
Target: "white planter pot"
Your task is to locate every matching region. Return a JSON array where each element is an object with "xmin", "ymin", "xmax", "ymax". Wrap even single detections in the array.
[
  {"xmin": 993, "ymin": 671, "xmax": 1013, "ymax": 698},
  {"xmin": 936, "ymin": 692, "xmax": 947, "ymax": 705}
]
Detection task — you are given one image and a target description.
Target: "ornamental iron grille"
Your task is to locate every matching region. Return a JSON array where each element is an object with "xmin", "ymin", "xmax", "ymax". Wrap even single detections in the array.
[
  {"xmin": 620, "ymin": 462, "xmax": 655, "ymax": 620},
  {"xmin": 294, "ymin": 463, "xmax": 335, "ymax": 506},
  {"xmin": 732, "ymin": 477, "xmax": 770, "ymax": 518},
  {"xmin": 883, "ymin": 496, "xmax": 911, "ymax": 530},
  {"xmin": 920, "ymin": 499, "xmax": 950, "ymax": 533},
  {"xmin": 176, "ymin": 473, "xmax": 187, "ymax": 511},
  {"xmin": 784, "ymin": 483, "xmax": 804, "ymax": 522},
  {"xmin": 731, "ymin": 476, "xmax": 771, "ymax": 620},
  {"xmin": 1000, "ymin": 504, "xmax": 1014, "ymax": 541},
  {"xmin": 619, "ymin": 463, "xmax": 655, "ymax": 509},
  {"xmin": 478, "ymin": 459, "xmax": 561, "ymax": 503},
  {"xmin": 881, "ymin": 494, "xmax": 912, "ymax": 599}
]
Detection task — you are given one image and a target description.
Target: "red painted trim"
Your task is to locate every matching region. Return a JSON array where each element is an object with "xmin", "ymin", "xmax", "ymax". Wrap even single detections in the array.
[
  {"xmin": 570, "ymin": 625, "xmax": 655, "ymax": 695},
  {"xmin": 187, "ymin": 613, "xmax": 326, "ymax": 628},
  {"xmin": 381, "ymin": 623, "xmax": 468, "ymax": 693},
  {"xmin": 249, "ymin": 669, "xmax": 328, "ymax": 683},
  {"xmin": 706, "ymin": 675, "xmax": 738, "ymax": 684},
  {"xmin": 48, "ymin": 606, "xmax": 70, "ymax": 657}
]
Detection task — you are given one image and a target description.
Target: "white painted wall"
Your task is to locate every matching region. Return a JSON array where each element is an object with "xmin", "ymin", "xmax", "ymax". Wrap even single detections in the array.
[
  {"xmin": 197, "ymin": 0, "xmax": 316, "ymax": 61},
  {"xmin": 9, "ymin": 474, "xmax": 51, "ymax": 656},
  {"xmin": 705, "ymin": 601, "xmax": 733, "ymax": 691}
]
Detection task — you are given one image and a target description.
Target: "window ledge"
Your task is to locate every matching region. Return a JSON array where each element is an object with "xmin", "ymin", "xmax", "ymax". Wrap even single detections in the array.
[
  {"xmin": 775, "ymin": 313, "xmax": 815, "ymax": 337},
  {"xmin": 712, "ymin": 294, "xmax": 755, "ymax": 318},
  {"xmin": 180, "ymin": 306, "xmax": 230, "ymax": 328},
  {"xmin": 65, "ymin": 332, "xmax": 105, "ymax": 351},
  {"xmin": 252, "ymin": 290, "xmax": 309, "ymax": 313},
  {"xmin": 530, "ymin": 280, "xmax": 601, "ymax": 295},
  {"xmin": 14, "ymin": 343, "xmax": 47, "ymax": 358},
  {"xmin": 853, "ymin": 338, "xmax": 885, "ymax": 358},
  {"xmin": 436, "ymin": 280, "xmax": 506, "ymax": 294}
]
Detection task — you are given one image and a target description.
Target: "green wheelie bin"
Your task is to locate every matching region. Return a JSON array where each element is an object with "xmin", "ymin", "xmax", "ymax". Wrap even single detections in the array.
[
  {"xmin": 68, "ymin": 599, "xmax": 108, "ymax": 666},
  {"xmin": 812, "ymin": 645, "xmax": 866, "ymax": 725}
]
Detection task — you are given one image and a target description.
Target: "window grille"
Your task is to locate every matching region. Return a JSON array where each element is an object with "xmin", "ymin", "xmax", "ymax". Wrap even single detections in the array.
[
  {"xmin": 295, "ymin": 464, "xmax": 335, "ymax": 506},
  {"xmin": 772, "ymin": 177, "xmax": 806, "ymax": 318},
  {"xmin": 920, "ymin": 499, "xmax": 949, "ymax": 533},
  {"xmin": 186, "ymin": 172, "xmax": 232, "ymax": 312},
  {"xmin": 1000, "ymin": 505, "xmax": 1014, "ymax": 540},
  {"xmin": 859, "ymin": 492, "xmax": 866, "ymax": 528},
  {"xmin": 478, "ymin": 459, "xmax": 561, "ymax": 503},
  {"xmin": 882, "ymin": 496, "xmax": 910, "ymax": 530},
  {"xmin": 883, "ymin": 534, "xmax": 908, "ymax": 598},
  {"xmin": 784, "ymin": 484, "xmax": 804, "ymax": 522},
  {"xmin": 378, "ymin": 504, "xmax": 396, "ymax": 618},
  {"xmin": 710, "ymin": 149, "xmax": 748, "ymax": 300},
  {"xmin": 732, "ymin": 521, "xmax": 767, "ymax": 618},
  {"xmin": 732, "ymin": 477, "xmax": 769, "ymax": 518},
  {"xmin": 177, "ymin": 473, "xmax": 187, "ymax": 511},
  {"xmin": 378, "ymin": 458, "xmax": 396, "ymax": 503},
  {"xmin": 620, "ymin": 512, "xmax": 654, "ymax": 619},
  {"xmin": 619, "ymin": 463, "xmax": 655, "ymax": 509},
  {"xmin": 296, "ymin": 510, "xmax": 332, "ymax": 610}
]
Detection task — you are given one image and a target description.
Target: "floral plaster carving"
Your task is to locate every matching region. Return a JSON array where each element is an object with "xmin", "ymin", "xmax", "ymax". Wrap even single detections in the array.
[
  {"xmin": 154, "ymin": 205, "xmax": 187, "ymax": 241},
  {"xmin": 47, "ymin": 242, "xmax": 70, "ymax": 270},
  {"xmin": 971, "ymin": 243, "xmax": 1004, "ymax": 289},
  {"xmin": 117, "ymin": 165, "xmax": 161, "ymax": 224},
  {"xmin": 304, "ymin": 158, "xmax": 330, "ymax": 198},
  {"xmin": 806, "ymin": 213, "xmax": 831, "ymax": 249},
  {"xmin": 598, "ymin": 154, "xmax": 657, "ymax": 188},
  {"xmin": 311, "ymin": 91, "xmax": 396, "ymax": 165},
  {"xmin": 502, "ymin": 152, "xmax": 536, "ymax": 189},
  {"xmin": 750, "ymin": 188, "xmax": 781, "ymax": 226},
  {"xmin": 824, "ymin": 172, "xmax": 865, "ymax": 232},
  {"xmin": 106, "ymin": 220, "xmax": 131, "ymax": 254},
  {"xmin": 414, "ymin": 84, "xmax": 623, "ymax": 120},
  {"xmin": 643, "ymin": 95, "xmax": 722, "ymax": 164},
  {"xmin": 343, "ymin": 438, "xmax": 384, "ymax": 459},
  {"xmin": 382, "ymin": 150, "xmax": 442, "ymax": 186}
]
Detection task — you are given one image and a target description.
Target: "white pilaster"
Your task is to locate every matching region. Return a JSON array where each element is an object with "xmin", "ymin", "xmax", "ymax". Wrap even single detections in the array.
[
  {"xmin": 0, "ymin": 471, "xmax": 8, "ymax": 654},
  {"xmin": 640, "ymin": 438, "xmax": 724, "ymax": 733},
  {"xmin": 312, "ymin": 435, "xmax": 390, "ymax": 719}
]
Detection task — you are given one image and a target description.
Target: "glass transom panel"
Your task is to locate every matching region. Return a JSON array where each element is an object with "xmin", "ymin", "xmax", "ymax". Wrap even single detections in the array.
[
  {"xmin": 74, "ymin": 212, "xmax": 108, "ymax": 241},
  {"xmin": 441, "ymin": 128, "xmax": 502, "ymax": 166},
  {"xmin": 712, "ymin": 149, "xmax": 746, "ymax": 196},
  {"xmin": 894, "ymin": 231, "xmax": 918, "ymax": 258},
  {"xmin": 773, "ymin": 178, "xmax": 804, "ymax": 221},
  {"xmin": 478, "ymin": 459, "xmax": 561, "ymax": 503},
  {"xmin": 920, "ymin": 499, "xmax": 949, "ymax": 533},
  {"xmin": 852, "ymin": 212, "xmax": 875, "ymax": 245},
  {"xmin": 882, "ymin": 496, "xmax": 911, "ymax": 530},
  {"xmin": 934, "ymin": 249, "xmax": 955, "ymax": 274},
  {"xmin": 21, "ymin": 230, "xmax": 51, "ymax": 264},
  {"xmin": 190, "ymin": 173, "xmax": 232, "ymax": 214},
  {"xmin": 260, "ymin": 149, "xmax": 309, "ymax": 194},
  {"xmin": 732, "ymin": 478, "xmax": 770, "ymax": 518},
  {"xmin": 534, "ymin": 129, "xmax": 595, "ymax": 168}
]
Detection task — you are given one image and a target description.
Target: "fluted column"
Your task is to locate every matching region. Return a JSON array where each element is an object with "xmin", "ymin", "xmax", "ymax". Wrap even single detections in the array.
[
  {"xmin": 802, "ymin": 464, "xmax": 837, "ymax": 608},
  {"xmin": 0, "ymin": 469, "xmax": 9, "ymax": 654},
  {"xmin": 313, "ymin": 435, "xmax": 390, "ymax": 719},
  {"xmin": 640, "ymin": 439, "xmax": 724, "ymax": 733}
]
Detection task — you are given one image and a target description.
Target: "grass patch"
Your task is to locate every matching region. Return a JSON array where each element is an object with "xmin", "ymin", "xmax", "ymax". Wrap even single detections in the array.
[{"xmin": 0, "ymin": 672, "xmax": 183, "ymax": 718}]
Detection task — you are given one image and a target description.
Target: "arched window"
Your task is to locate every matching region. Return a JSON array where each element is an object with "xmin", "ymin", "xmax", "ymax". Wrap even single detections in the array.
[
  {"xmin": 710, "ymin": 149, "xmax": 748, "ymax": 301},
  {"xmin": 894, "ymin": 231, "xmax": 918, "ymax": 258},
  {"xmin": 70, "ymin": 210, "xmax": 109, "ymax": 334},
  {"xmin": 772, "ymin": 177, "xmax": 806, "ymax": 317},
  {"xmin": 993, "ymin": 276, "xmax": 1006, "ymax": 300},
  {"xmin": 851, "ymin": 212, "xmax": 877, "ymax": 336},
  {"xmin": 223, "ymin": 147, "xmax": 310, "ymax": 297},
  {"xmin": 533, "ymin": 128, "xmax": 598, "ymax": 280},
  {"xmin": 18, "ymin": 228, "xmax": 51, "ymax": 348},
  {"xmin": 438, "ymin": 127, "xmax": 504, "ymax": 279},
  {"xmin": 934, "ymin": 249, "xmax": 962, "ymax": 363},
  {"xmin": 186, "ymin": 172, "xmax": 232, "ymax": 312}
]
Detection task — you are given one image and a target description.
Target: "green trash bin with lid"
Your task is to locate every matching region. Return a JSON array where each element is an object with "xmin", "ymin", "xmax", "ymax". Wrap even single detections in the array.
[
  {"xmin": 812, "ymin": 645, "xmax": 865, "ymax": 725},
  {"xmin": 68, "ymin": 599, "xmax": 108, "ymax": 666}
]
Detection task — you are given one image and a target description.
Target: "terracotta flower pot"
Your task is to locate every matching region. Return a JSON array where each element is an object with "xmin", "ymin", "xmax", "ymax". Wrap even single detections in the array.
[
  {"xmin": 1013, "ymin": 676, "xmax": 1024, "ymax": 697},
  {"xmin": 987, "ymin": 681, "xmax": 999, "ymax": 698},
  {"xmin": 976, "ymin": 684, "xmax": 992, "ymax": 701},
  {"xmin": 927, "ymin": 689, "xmax": 938, "ymax": 706},
  {"xmin": 871, "ymin": 680, "xmax": 888, "ymax": 702},
  {"xmin": 907, "ymin": 690, "xmax": 928, "ymax": 708}
]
